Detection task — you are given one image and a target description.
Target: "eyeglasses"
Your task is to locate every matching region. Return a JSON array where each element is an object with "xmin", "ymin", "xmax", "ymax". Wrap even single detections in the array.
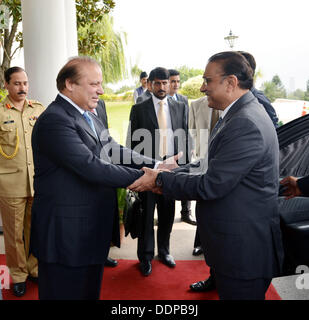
[{"xmin": 202, "ymin": 74, "xmax": 227, "ymax": 86}]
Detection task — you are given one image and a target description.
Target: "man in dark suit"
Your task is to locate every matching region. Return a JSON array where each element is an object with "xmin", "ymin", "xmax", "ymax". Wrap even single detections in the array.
[
  {"xmin": 92, "ymin": 100, "xmax": 118, "ymax": 268},
  {"xmin": 190, "ymin": 51, "xmax": 280, "ymax": 292},
  {"xmin": 30, "ymin": 57, "xmax": 178, "ymax": 299},
  {"xmin": 127, "ymin": 67, "xmax": 188, "ymax": 276},
  {"xmin": 168, "ymin": 69, "xmax": 195, "ymax": 226},
  {"xmin": 136, "ymin": 78, "xmax": 152, "ymax": 104},
  {"xmin": 128, "ymin": 52, "xmax": 284, "ymax": 299}
]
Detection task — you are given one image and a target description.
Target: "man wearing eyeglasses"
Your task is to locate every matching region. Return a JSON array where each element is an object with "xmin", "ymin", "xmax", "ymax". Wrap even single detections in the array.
[{"xmin": 128, "ymin": 52, "xmax": 284, "ymax": 300}]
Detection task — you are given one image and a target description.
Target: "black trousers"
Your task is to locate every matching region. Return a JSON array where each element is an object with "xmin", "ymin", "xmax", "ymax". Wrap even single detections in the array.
[
  {"xmin": 137, "ymin": 192, "xmax": 175, "ymax": 261},
  {"xmin": 214, "ymin": 272, "xmax": 272, "ymax": 300},
  {"xmin": 38, "ymin": 261, "xmax": 104, "ymax": 300}
]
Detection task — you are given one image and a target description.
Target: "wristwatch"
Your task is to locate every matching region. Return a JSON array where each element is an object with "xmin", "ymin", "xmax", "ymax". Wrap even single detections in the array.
[{"xmin": 155, "ymin": 172, "xmax": 163, "ymax": 188}]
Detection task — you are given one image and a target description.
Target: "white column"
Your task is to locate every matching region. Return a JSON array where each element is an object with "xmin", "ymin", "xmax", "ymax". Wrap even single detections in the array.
[{"xmin": 21, "ymin": 0, "xmax": 78, "ymax": 106}]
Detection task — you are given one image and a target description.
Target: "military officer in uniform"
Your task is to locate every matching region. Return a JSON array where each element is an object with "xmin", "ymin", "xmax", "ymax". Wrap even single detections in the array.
[{"xmin": 0, "ymin": 67, "xmax": 45, "ymax": 297}]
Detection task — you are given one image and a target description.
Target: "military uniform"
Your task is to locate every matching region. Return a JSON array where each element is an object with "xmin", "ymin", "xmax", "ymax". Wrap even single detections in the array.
[{"xmin": 0, "ymin": 96, "xmax": 45, "ymax": 283}]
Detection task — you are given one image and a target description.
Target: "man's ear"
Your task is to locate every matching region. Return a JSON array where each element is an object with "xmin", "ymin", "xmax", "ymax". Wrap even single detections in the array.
[
  {"xmin": 227, "ymin": 75, "xmax": 238, "ymax": 90},
  {"xmin": 65, "ymin": 79, "xmax": 74, "ymax": 91}
]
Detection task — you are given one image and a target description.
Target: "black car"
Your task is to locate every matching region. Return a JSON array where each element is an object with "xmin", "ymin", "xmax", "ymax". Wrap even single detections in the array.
[{"xmin": 277, "ymin": 114, "xmax": 309, "ymax": 275}]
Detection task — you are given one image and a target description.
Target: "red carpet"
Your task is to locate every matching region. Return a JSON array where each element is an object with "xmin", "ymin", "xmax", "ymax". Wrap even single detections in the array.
[{"xmin": 0, "ymin": 255, "xmax": 281, "ymax": 300}]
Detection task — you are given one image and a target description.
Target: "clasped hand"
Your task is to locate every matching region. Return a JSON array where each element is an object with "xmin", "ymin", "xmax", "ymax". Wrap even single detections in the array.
[{"xmin": 127, "ymin": 152, "xmax": 182, "ymax": 193}]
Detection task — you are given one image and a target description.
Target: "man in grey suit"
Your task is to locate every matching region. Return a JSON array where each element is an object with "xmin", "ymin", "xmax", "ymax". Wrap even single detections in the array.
[
  {"xmin": 128, "ymin": 51, "xmax": 284, "ymax": 300},
  {"xmin": 168, "ymin": 69, "xmax": 196, "ymax": 226},
  {"xmin": 136, "ymin": 78, "xmax": 152, "ymax": 104}
]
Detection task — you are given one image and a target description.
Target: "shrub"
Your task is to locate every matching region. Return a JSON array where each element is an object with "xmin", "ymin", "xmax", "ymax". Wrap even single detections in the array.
[{"xmin": 179, "ymin": 75, "xmax": 204, "ymax": 99}]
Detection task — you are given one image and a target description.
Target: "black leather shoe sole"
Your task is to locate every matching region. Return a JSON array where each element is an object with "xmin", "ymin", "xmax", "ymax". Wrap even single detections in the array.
[{"xmin": 190, "ymin": 278, "xmax": 216, "ymax": 292}]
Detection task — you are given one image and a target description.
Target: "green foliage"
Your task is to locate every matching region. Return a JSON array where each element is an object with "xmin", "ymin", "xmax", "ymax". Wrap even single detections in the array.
[
  {"xmin": 0, "ymin": 88, "xmax": 7, "ymax": 102},
  {"xmin": 78, "ymin": 14, "xmax": 127, "ymax": 83},
  {"xmin": 179, "ymin": 75, "xmax": 204, "ymax": 99},
  {"xmin": 76, "ymin": 0, "xmax": 115, "ymax": 27},
  {"xmin": 287, "ymin": 89, "xmax": 306, "ymax": 101},
  {"xmin": 101, "ymin": 91, "xmax": 133, "ymax": 102},
  {"xmin": 176, "ymin": 66, "xmax": 204, "ymax": 83},
  {"xmin": 261, "ymin": 74, "xmax": 287, "ymax": 102},
  {"xmin": 117, "ymin": 188, "xmax": 127, "ymax": 223},
  {"xmin": 0, "ymin": 0, "xmax": 117, "ymax": 88},
  {"xmin": 115, "ymin": 85, "xmax": 135, "ymax": 94}
]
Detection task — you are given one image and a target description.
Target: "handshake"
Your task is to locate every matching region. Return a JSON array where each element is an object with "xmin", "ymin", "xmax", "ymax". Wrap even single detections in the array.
[{"xmin": 127, "ymin": 152, "xmax": 183, "ymax": 194}]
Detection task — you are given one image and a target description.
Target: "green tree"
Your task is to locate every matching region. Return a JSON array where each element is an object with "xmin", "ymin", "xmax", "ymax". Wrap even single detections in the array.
[
  {"xmin": 176, "ymin": 65, "xmax": 204, "ymax": 83},
  {"xmin": 0, "ymin": 0, "xmax": 116, "ymax": 88},
  {"xmin": 261, "ymin": 74, "xmax": 287, "ymax": 102},
  {"xmin": 287, "ymin": 89, "xmax": 305, "ymax": 101},
  {"xmin": 78, "ymin": 14, "xmax": 126, "ymax": 83},
  {"xmin": 0, "ymin": 0, "xmax": 23, "ymax": 88}
]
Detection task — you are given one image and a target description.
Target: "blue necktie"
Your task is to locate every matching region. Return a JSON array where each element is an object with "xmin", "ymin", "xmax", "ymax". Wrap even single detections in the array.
[{"xmin": 83, "ymin": 111, "xmax": 98, "ymax": 138}]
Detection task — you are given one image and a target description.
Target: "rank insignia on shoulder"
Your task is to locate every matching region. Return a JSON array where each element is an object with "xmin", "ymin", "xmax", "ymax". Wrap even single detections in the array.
[{"xmin": 5, "ymin": 104, "xmax": 12, "ymax": 109}]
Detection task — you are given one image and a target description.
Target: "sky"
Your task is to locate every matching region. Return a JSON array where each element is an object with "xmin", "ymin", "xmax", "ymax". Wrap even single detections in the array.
[{"xmin": 111, "ymin": 0, "xmax": 309, "ymax": 91}]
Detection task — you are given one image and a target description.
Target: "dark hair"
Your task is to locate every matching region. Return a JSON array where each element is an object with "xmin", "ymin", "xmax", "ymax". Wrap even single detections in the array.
[
  {"xmin": 148, "ymin": 67, "xmax": 169, "ymax": 81},
  {"xmin": 168, "ymin": 69, "xmax": 180, "ymax": 77},
  {"xmin": 208, "ymin": 51, "xmax": 253, "ymax": 89},
  {"xmin": 140, "ymin": 71, "xmax": 148, "ymax": 79},
  {"xmin": 4, "ymin": 67, "xmax": 26, "ymax": 83},
  {"xmin": 238, "ymin": 51, "xmax": 256, "ymax": 74},
  {"xmin": 56, "ymin": 56, "xmax": 100, "ymax": 92}
]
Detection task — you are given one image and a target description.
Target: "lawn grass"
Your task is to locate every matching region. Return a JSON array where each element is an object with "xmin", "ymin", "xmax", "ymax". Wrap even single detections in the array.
[{"xmin": 105, "ymin": 100, "xmax": 133, "ymax": 145}]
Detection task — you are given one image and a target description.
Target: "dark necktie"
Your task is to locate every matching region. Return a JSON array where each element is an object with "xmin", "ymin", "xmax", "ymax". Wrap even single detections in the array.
[{"xmin": 209, "ymin": 117, "xmax": 223, "ymax": 141}]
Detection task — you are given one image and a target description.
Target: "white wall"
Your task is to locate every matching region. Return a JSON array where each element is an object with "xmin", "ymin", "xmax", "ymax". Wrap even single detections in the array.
[{"xmin": 21, "ymin": 0, "xmax": 78, "ymax": 106}]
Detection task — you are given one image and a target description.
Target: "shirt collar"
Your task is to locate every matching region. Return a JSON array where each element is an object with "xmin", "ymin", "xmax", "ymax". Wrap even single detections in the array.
[
  {"xmin": 221, "ymin": 98, "xmax": 239, "ymax": 119},
  {"xmin": 59, "ymin": 92, "xmax": 85, "ymax": 115},
  {"xmin": 152, "ymin": 94, "xmax": 168, "ymax": 107}
]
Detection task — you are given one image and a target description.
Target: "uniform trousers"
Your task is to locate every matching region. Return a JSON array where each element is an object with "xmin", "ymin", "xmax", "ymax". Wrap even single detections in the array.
[{"xmin": 0, "ymin": 197, "xmax": 38, "ymax": 283}]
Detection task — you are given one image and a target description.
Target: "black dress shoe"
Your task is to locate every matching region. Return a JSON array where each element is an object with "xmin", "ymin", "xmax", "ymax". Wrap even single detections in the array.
[
  {"xmin": 13, "ymin": 282, "xmax": 26, "ymax": 297},
  {"xmin": 181, "ymin": 213, "xmax": 197, "ymax": 226},
  {"xmin": 158, "ymin": 254, "xmax": 176, "ymax": 268},
  {"xmin": 192, "ymin": 246, "xmax": 203, "ymax": 256},
  {"xmin": 105, "ymin": 257, "xmax": 118, "ymax": 267},
  {"xmin": 140, "ymin": 260, "xmax": 152, "ymax": 276},
  {"xmin": 190, "ymin": 276, "xmax": 216, "ymax": 292}
]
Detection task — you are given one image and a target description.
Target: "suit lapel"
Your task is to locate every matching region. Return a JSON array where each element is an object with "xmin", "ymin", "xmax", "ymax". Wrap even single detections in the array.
[
  {"xmin": 168, "ymin": 99, "xmax": 178, "ymax": 131},
  {"xmin": 56, "ymin": 95, "xmax": 99, "ymax": 142},
  {"xmin": 208, "ymin": 91, "xmax": 255, "ymax": 151},
  {"xmin": 147, "ymin": 98, "xmax": 159, "ymax": 129}
]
